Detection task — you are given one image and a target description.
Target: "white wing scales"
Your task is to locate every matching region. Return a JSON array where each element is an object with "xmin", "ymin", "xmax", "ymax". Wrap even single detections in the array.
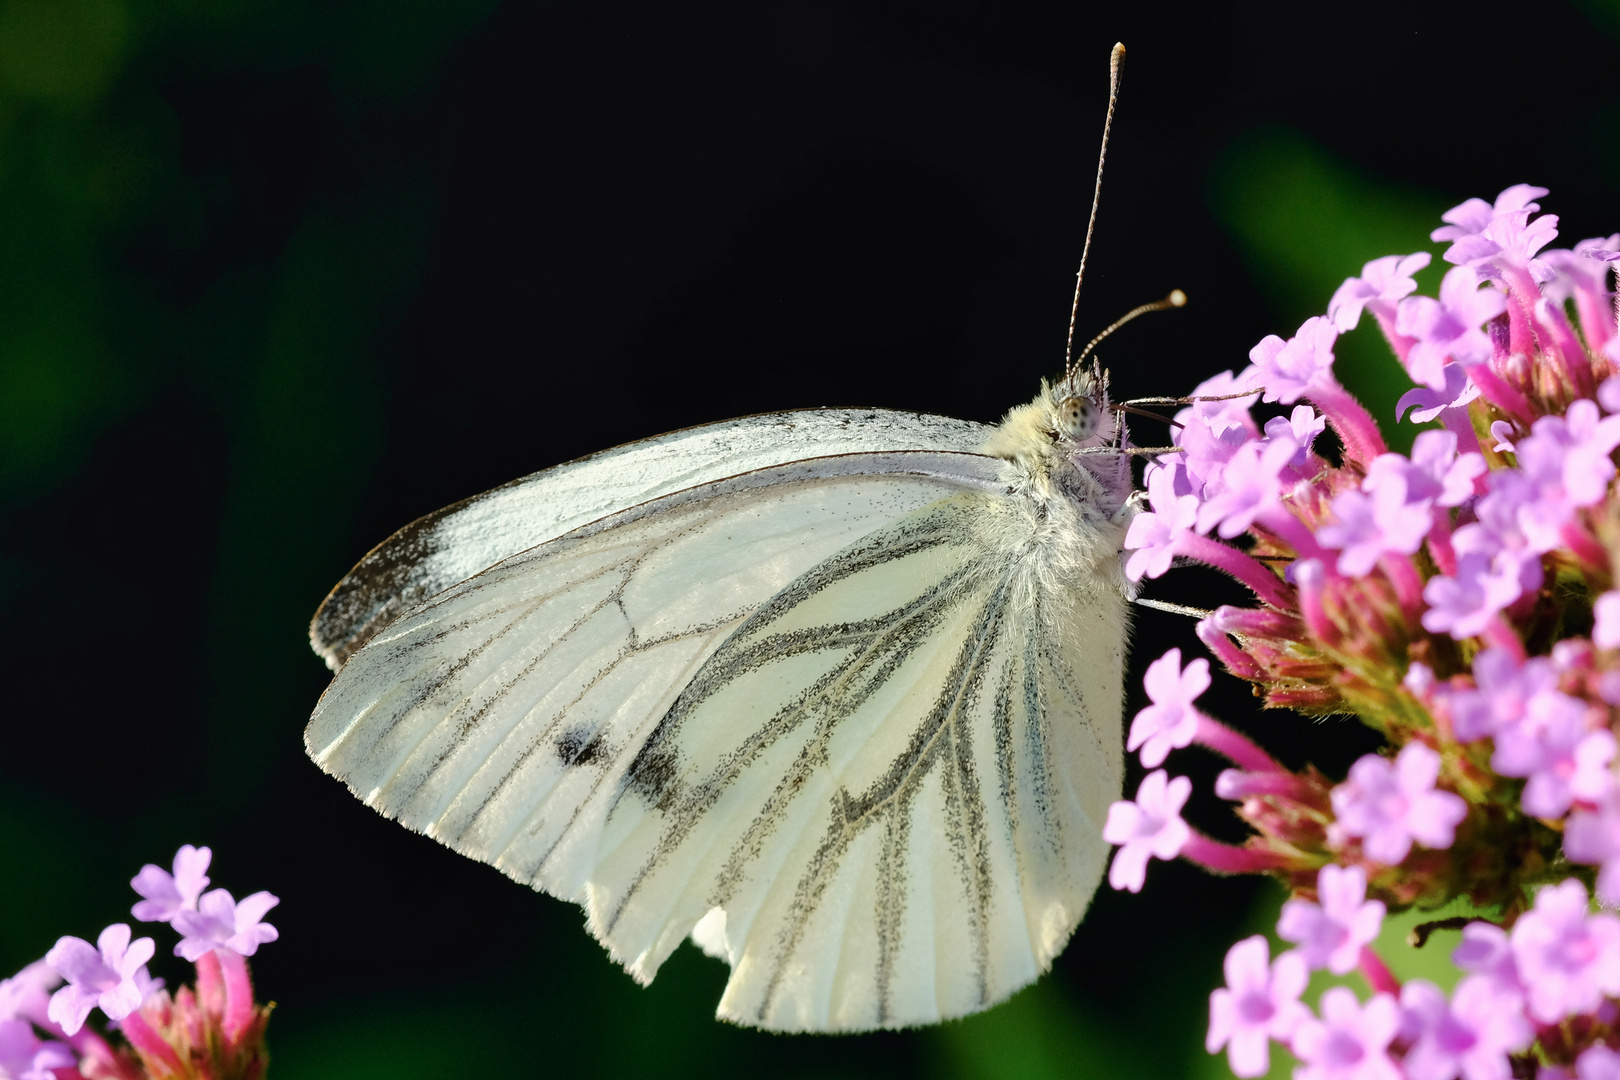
[
  {"xmin": 311, "ymin": 409, "xmax": 992, "ymax": 669},
  {"xmin": 306, "ymin": 438, "xmax": 1127, "ymax": 1033}
]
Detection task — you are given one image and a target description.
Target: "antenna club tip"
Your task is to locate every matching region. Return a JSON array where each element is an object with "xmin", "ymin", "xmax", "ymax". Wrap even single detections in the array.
[
  {"xmin": 1168, "ymin": 289, "xmax": 1187, "ymax": 307},
  {"xmin": 1112, "ymin": 42, "xmax": 1126, "ymax": 56}
]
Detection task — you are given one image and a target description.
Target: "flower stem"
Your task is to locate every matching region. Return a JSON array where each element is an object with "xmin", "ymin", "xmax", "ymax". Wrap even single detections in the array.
[
  {"xmin": 122, "ymin": 1008, "xmax": 187, "ymax": 1076},
  {"xmin": 1197, "ymin": 616, "xmax": 1264, "ymax": 680},
  {"xmin": 1480, "ymin": 617, "xmax": 1525, "ymax": 660},
  {"xmin": 1180, "ymin": 831, "xmax": 1295, "ymax": 875},
  {"xmin": 1176, "ymin": 532, "xmax": 1295, "ymax": 610},
  {"xmin": 1214, "ymin": 768, "xmax": 1315, "ymax": 802},
  {"xmin": 1467, "ymin": 362, "xmax": 1535, "ymax": 424},
  {"xmin": 1358, "ymin": 946, "xmax": 1401, "ymax": 996},
  {"xmin": 195, "ymin": 948, "xmax": 225, "ymax": 1015},
  {"xmin": 1194, "ymin": 715, "xmax": 1282, "ymax": 773},
  {"xmin": 1379, "ymin": 554, "xmax": 1425, "ymax": 624},
  {"xmin": 216, "ymin": 949, "xmax": 257, "ymax": 1046},
  {"xmin": 1426, "ymin": 509, "xmax": 1457, "ymax": 576},
  {"xmin": 1306, "ymin": 377, "xmax": 1387, "ymax": 466}
]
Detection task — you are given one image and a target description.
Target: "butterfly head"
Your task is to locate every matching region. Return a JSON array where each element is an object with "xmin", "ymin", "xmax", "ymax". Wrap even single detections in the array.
[
  {"xmin": 1052, "ymin": 360, "xmax": 1119, "ymax": 450},
  {"xmin": 981, "ymin": 360, "xmax": 1125, "ymax": 475}
]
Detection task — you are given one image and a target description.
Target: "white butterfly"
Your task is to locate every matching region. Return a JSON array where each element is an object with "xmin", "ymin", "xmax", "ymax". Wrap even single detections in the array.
[
  {"xmin": 304, "ymin": 40, "xmax": 1170, "ymax": 1034},
  {"xmin": 303, "ymin": 368, "xmax": 1141, "ymax": 1033}
]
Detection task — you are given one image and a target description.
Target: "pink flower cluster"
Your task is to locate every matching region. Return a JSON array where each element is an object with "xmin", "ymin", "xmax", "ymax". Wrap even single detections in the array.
[
  {"xmin": 0, "ymin": 845, "xmax": 278, "ymax": 1080},
  {"xmin": 1105, "ymin": 185, "xmax": 1620, "ymax": 1077}
]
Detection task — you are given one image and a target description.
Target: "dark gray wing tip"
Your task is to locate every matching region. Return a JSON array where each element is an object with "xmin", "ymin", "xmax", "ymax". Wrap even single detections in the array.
[{"xmin": 308, "ymin": 494, "xmax": 477, "ymax": 671}]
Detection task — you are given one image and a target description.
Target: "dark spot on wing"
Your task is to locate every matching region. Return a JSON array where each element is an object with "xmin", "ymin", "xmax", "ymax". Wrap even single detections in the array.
[{"xmin": 556, "ymin": 725, "xmax": 608, "ymax": 767}]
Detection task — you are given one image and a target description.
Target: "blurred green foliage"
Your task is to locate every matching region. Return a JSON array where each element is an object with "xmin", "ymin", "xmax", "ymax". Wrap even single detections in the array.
[{"xmin": 1208, "ymin": 127, "xmax": 1449, "ymax": 456}]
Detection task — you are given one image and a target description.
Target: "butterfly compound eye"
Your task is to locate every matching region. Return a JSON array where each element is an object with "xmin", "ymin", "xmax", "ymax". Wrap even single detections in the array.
[{"xmin": 1056, "ymin": 396, "xmax": 1099, "ymax": 440}]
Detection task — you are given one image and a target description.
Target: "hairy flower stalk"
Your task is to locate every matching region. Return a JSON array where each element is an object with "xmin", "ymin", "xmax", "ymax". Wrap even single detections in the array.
[
  {"xmin": 0, "ymin": 845, "xmax": 278, "ymax": 1080},
  {"xmin": 1110, "ymin": 185, "xmax": 1620, "ymax": 1078}
]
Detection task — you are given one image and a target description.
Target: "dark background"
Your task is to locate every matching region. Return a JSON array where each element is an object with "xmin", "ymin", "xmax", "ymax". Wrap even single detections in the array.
[{"xmin": 2, "ymin": 1, "xmax": 1617, "ymax": 1077}]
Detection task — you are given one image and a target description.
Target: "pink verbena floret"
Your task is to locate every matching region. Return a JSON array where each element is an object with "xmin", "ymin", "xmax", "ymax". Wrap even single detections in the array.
[
  {"xmin": 1397, "ymin": 976, "xmax": 1529, "ymax": 1080},
  {"xmin": 44, "ymin": 924, "xmax": 156, "ymax": 1035},
  {"xmin": 1328, "ymin": 743, "xmax": 1466, "ymax": 864},
  {"xmin": 1246, "ymin": 315, "xmax": 1337, "ymax": 405},
  {"xmin": 1124, "ymin": 462, "xmax": 1197, "ymax": 581},
  {"xmin": 1328, "ymin": 252, "xmax": 1430, "ymax": 333},
  {"xmin": 0, "ymin": 962, "xmax": 58, "ymax": 1029},
  {"xmin": 172, "ymin": 888, "xmax": 281, "ymax": 961},
  {"xmin": 1510, "ymin": 879, "xmax": 1620, "ymax": 1023},
  {"xmin": 1448, "ymin": 649, "xmax": 1558, "ymax": 741},
  {"xmin": 1290, "ymin": 986, "xmax": 1401, "ymax": 1080},
  {"xmin": 1126, "ymin": 647, "xmax": 1210, "ymax": 767},
  {"xmin": 0, "ymin": 1020, "xmax": 74, "ymax": 1080},
  {"xmin": 1206, "ymin": 935, "xmax": 1309, "ymax": 1078},
  {"xmin": 1102, "ymin": 770, "xmax": 1190, "ymax": 893},
  {"xmin": 1566, "ymin": 788, "xmax": 1620, "ymax": 905},
  {"xmin": 130, "ymin": 844, "xmax": 212, "ymax": 924},
  {"xmin": 1451, "ymin": 922, "xmax": 1525, "ymax": 1007},
  {"xmin": 1431, "ymin": 183, "xmax": 1558, "ymax": 283},
  {"xmin": 1393, "ymin": 266, "xmax": 1506, "ymax": 390},
  {"xmin": 1277, "ymin": 864, "xmax": 1385, "ymax": 975},
  {"xmin": 1318, "ymin": 476, "xmax": 1433, "ymax": 576},
  {"xmin": 1489, "ymin": 692, "xmax": 1613, "ymax": 818},
  {"xmin": 1195, "ymin": 434, "xmax": 1298, "ymax": 539}
]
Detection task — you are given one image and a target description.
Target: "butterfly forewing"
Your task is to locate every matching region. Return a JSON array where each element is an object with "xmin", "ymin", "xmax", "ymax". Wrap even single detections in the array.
[{"xmin": 310, "ymin": 409, "xmax": 992, "ymax": 670}]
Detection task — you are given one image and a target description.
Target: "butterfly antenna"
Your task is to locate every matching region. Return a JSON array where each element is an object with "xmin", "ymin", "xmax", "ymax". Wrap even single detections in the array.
[
  {"xmin": 1075, "ymin": 289, "xmax": 1187, "ymax": 370},
  {"xmin": 1062, "ymin": 42, "xmax": 1125, "ymax": 383}
]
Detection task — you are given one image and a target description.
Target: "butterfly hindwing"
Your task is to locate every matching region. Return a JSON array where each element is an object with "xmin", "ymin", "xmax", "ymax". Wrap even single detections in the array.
[{"xmin": 594, "ymin": 495, "xmax": 1126, "ymax": 1030}]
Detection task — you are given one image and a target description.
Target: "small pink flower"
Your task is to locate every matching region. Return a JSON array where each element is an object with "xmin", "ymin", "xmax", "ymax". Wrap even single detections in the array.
[
  {"xmin": 0, "ymin": 1019, "xmax": 74, "ymax": 1080},
  {"xmin": 1291, "ymin": 987, "xmax": 1401, "ymax": 1080},
  {"xmin": 1595, "ymin": 591, "xmax": 1620, "ymax": 650},
  {"xmin": 1319, "ymin": 475, "xmax": 1433, "ymax": 576},
  {"xmin": 1172, "ymin": 369, "xmax": 1261, "ymax": 499},
  {"xmin": 1449, "ymin": 650, "xmax": 1558, "ymax": 742},
  {"xmin": 1102, "ymin": 770, "xmax": 1190, "ymax": 893},
  {"xmin": 0, "ymin": 962, "xmax": 58, "ymax": 1028},
  {"xmin": 1578, "ymin": 1045, "xmax": 1620, "ymax": 1080},
  {"xmin": 1124, "ymin": 464, "xmax": 1198, "ymax": 582},
  {"xmin": 130, "ymin": 844, "xmax": 212, "ymax": 924},
  {"xmin": 1329, "ymin": 743, "xmax": 1467, "ymax": 864},
  {"xmin": 1247, "ymin": 315, "xmax": 1338, "ymax": 405},
  {"xmin": 1452, "ymin": 921, "xmax": 1524, "ymax": 1003},
  {"xmin": 1277, "ymin": 864, "xmax": 1385, "ymax": 975},
  {"xmin": 1421, "ymin": 532, "xmax": 1539, "ymax": 640},
  {"xmin": 1328, "ymin": 252, "xmax": 1431, "ymax": 332},
  {"xmin": 1398, "ymin": 976, "xmax": 1530, "ymax": 1080},
  {"xmin": 1432, "ymin": 184, "xmax": 1559, "ymax": 282},
  {"xmin": 1194, "ymin": 434, "xmax": 1299, "ymax": 539},
  {"xmin": 1126, "ymin": 648, "xmax": 1210, "ymax": 767},
  {"xmin": 1565, "ymin": 789, "xmax": 1620, "ymax": 905},
  {"xmin": 1491, "ymin": 694, "xmax": 1613, "ymax": 819},
  {"xmin": 172, "ymin": 889, "xmax": 280, "ymax": 961},
  {"xmin": 1394, "ymin": 266, "xmax": 1507, "ymax": 389},
  {"xmin": 1263, "ymin": 404, "xmax": 1327, "ymax": 469},
  {"xmin": 1365, "ymin": 430, "xmax": 1485, "ymax": 508},
  {"xmin": 1510, "ymin": 879, "xmax": 1620, "ymax": 1023},
  {"xmin": 1514, "ymin": 400, "xmax": 1620, "ymax": 512},
  {"xmin": 1207, "ymin": 936, "xmax": 1309, "ymax": 1078},
  {"xmin": 1396, "ymin": 364, "xmax": 1480, "ymax": 425},
  {"xmin": 44, "ymin": 924, "xmax": 156, "ymax": 1035}
]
